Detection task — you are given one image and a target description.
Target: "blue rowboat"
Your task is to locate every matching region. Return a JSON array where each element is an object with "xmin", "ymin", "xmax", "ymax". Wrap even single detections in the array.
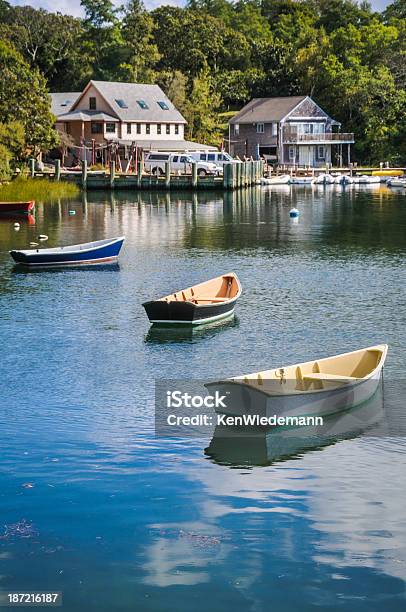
[{"xmin": 10, "ymin": 236, "xmax": 125, "ymax": 267}]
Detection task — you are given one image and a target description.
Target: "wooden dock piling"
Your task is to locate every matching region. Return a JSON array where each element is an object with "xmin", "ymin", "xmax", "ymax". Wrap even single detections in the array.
[{"xmin": 81, "ymin": 160, "xmax": 87, "ymax": 189}]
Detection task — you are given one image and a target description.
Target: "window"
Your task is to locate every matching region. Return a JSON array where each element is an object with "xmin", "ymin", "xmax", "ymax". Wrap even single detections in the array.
[
  {"xmin": 89, "ymin": 97, "xmax": 96, "ymax": 110},
  {"xmin": 106, "ymin": 123, "xmax": 116, "ymax": 133},
  {"xmin": 175, "ymin": 125, "xmax": 179, "ymax": 135},
  {"xmin": 137, "ymin": 100, "xmax": 149, "ymax": 109},
  {"xmin": 148, "ymin": 154, "xmax": 169, "ymax": 161},
  {"xmin": 146, "ymin": 124, "xmax": 150, "ymax": 134},
  {"xmin": 91, "ymin": 122, "xmax": 102, "ymax": 134},
  {"xmin": 180, "ymin": 156, "xmax": 188, "ymax": 163},
  {"xmin": 256, "ymin": 123, "xmax": 264, "ymax": 134},
  {"xmin": 172, "ymin": 155, "xmax": 178, "ymax": 162},
  {"xmin": 116, "ymin": 99, "xmax": 128, "ymax": 109},
  {"xmin": 208, "ymin": 154, "xmax": 216, "ymax": 162},
  {"xmin": 234, "ymin": 124, "xmax": 239, "ymax": 136},
  {"xmin": 318, "ymin": 145, "xmax": 326, "ymax": 160},
  {"xmin": 61, "ymin": 99, "xmax": 71, "ymax": 107},
  {"xmin": 157, "ymin": 101, "xmax": 169, "ymax": 110},
  {"xmin": 289, "ymin": 146, "xmax": 295, "ymax": 160},
  {"xmin": 127, "ymin": 123, "xmax": 131, "ymax": 134},
  {"xmin": 272, "ymin": 123, "xmax": 278, "ymax": 137},
  {"xmin": 136, "ymin": 124, "xmax": 141, "ymax": 134},
  {"xmin": 166, "ymin": 124, "xmax": 170, "ymax": 135},
  {"xmin": 200, "ymin": 154, "xmax": 207, "ymax": 161},
  {"xmin": 157, "ymin": 124, "xmax": 161, "ymax": 135}
]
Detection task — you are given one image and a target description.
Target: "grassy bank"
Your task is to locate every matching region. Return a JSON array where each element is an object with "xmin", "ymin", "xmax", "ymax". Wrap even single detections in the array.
[{"xmin": 0, "ymin": 178, "xmax": 80, "ymax": 202}]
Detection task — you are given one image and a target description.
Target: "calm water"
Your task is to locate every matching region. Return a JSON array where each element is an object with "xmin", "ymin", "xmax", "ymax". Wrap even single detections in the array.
[{"xmin": 0, "ymin": 184, "xmax": 405, "ymax": 611}]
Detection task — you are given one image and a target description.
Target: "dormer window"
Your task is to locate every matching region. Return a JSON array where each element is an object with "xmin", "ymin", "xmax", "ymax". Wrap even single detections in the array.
[
  {"xmin": 89, "ymin": 97, "xmax": 96, "ymax": 110},
  {"xmin": 115, "ymin": 99, "xmax": 128, "ymax": 109},
  {"xmin": 137, "ymin": 100, "xmax": 149, "ymax": 109},
  {"xmin": 157, "ymin": 101, "xmax": 169, "ymax": 110}
]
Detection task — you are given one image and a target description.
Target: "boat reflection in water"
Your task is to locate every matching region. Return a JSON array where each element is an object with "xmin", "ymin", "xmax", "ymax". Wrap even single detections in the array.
[
  {"xmin": 145, "ymin": 313, "xmax": 238, "ymax": 344},
  {"xmin": 205, "ymin": 385, "xmax": 385, "ymax": 467}
]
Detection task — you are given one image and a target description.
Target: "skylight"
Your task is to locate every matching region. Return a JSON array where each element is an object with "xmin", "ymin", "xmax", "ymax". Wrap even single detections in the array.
[
  {"xmin": 157, "ymin": 101, "xmax": 169, "ymax": 110},
  {"xmin": 137, "ymin": 100, "xmax": 149, "ymax": 109},
  {"xmin": 61, "ymin": 100, "xmax": 71, "ymax": 107},
  {"xmin": 115, "ymin": 99, "xmax": 128, "ymax": 109}
]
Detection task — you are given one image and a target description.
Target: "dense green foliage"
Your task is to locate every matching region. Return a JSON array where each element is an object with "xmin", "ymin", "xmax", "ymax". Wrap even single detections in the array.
[{"xmin": 0, "ymin": 0, "xmax": 405, "ymax": 163}]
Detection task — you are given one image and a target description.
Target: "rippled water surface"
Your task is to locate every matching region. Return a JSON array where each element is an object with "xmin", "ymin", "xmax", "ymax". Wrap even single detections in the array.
[{"xmin": 0, "ymin": 185, "xmax": 405, "ymax": 611}]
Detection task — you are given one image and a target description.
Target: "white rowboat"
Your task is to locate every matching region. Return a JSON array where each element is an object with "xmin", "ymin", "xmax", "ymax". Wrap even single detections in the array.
[{"xmin": 206, "ymin": 345, "xmax": 388, "ymax": 421}]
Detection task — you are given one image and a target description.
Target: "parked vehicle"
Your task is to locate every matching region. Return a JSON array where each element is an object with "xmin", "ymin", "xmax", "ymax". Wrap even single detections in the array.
[
  {"xmin": 188, "ymin": 151, "xmax": 240, "ymax": 167},
  {"xmin": 143, "ymin": 152, "xmax": 220, "ymax": 177}
]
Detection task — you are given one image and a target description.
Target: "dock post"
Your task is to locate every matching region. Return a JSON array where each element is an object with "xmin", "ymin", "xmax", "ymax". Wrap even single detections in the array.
[
  {"xmin": 81, "ymin": 159, "xmax": 87, "ymax": 190},
  {"xmin": 109, "ymin": 160, "xmax": 115, "ymax": 189},
  {"xmin": 165, "ymin": 161, "xmax": 171, "ymax": 189},
  {"xmin": 223, "ymin": 163, "xmax": 228, "ymax": 189},
  {"xmin": 137, "ymin": 160, "xmax": 142, "ymax": 188},
  {"xmin": 54, "ymin": 159, "xmax": 61, "ymax": 181},
  {"xmin": 192, "ymin": 162, "xmax": 198, "ymax": 188},
  {"xmin": 29, "ymin": 158, "xmax": 35, "ymax": 178}
]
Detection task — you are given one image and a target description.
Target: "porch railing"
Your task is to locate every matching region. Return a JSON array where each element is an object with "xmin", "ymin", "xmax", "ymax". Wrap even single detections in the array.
[{"xmin": 283, "ymin": 131, "xmax": 355, "ymax": 144}]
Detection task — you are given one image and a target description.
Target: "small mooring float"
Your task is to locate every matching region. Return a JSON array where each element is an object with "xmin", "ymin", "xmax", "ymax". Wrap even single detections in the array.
[
  {"xmin": 260, "ymin": 175, "xmax": 291, "ymax": 185},
  {"xmin": 10, "ymin": 236, "xmax": 125, "ymax": 267},
  {"xmin": 206, "ymin": 345, "xmax": 388, "ymax": 420},
  {"xmin": 143, "ymin": 273, "xmax": 242, "ymax": 325},
  {"xmin": 0, "ymin": 201, "xmax": 35, "ymax": 216},
  {"xmin": 290, "ymin": 176, "xmax": 315, "ymax": 185}
]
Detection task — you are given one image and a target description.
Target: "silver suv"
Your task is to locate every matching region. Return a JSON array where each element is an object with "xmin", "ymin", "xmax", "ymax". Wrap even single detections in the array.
[{"xmin": 144, "ymin": 152, "xmax": 220, "ymax": 176}]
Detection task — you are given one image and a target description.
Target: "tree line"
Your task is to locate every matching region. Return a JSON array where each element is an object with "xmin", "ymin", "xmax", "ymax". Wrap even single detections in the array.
[{"xmin": 0, "ymin": 0, "xmax": 405, "ymax": 175}]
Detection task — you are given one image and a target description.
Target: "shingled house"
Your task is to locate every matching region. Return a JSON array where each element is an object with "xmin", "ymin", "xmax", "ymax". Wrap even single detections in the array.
[
  {"xmin": 228, "ymin": 96, "xmax": 354, "ymax": 167},
  {"xmin": 51, "ymin": 80, "xmax": 215, "ymax": 163}
]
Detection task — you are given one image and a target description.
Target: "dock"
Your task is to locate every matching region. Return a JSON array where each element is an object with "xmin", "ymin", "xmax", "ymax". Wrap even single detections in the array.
[{"xmin": 27, "ymin": 159, "xmax": 264, "ymax": 191}]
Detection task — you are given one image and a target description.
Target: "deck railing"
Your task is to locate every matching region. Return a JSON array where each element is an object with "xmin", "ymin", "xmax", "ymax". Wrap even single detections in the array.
[{"xmin": 283, "ymin": 131, "xmax": 355, "ymax": 144}]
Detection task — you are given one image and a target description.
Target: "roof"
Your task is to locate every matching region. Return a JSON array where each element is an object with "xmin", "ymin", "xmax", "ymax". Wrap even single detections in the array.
[
  {"xmin": 57, "ymin": 110, "xmax": 119, "ymax": 122},
  {"xmin": 229, "ymin": 96, "xmax": 307, "ymax": 124},
  {"xmin": 51, "ymin": 92, "xmax": 81, "ymax": 117},
  {"xmin": 72, "ymin": 81, "xmax": 187, "ymax": 124},
  {"xmin": 109, "ymin": 140, "xmax": 217, "ymax": 151}
]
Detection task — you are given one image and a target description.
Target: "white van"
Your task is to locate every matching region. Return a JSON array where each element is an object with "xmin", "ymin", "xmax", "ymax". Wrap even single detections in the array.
[
  {"xmin": 189, "ymin": 151, "xmax": 239, "ymax": 167},
  {"xmin": 144, "ymin": 152, "xmax": 220, "ymax": 176}
]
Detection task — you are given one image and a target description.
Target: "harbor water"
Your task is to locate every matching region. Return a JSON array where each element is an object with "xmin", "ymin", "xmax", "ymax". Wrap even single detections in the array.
[{"xmin": 0, "ymin": 184, "xmax": 405, "ymax": 611}]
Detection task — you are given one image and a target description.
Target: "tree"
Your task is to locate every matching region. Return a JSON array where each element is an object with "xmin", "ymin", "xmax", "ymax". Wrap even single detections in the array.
[
  {"xmin": 384, "ymin": 0, "xmax": 406, "ymax": 20},
  {"xmin": 81, "ymin": 0, "xmax": 124, "ymax": 80},
  {"xmin": 120, "ymin": 0, "xmax": 160, "ymax": 82},
  {"xmin": 184, "ymin": 65, "xmax": 223, "ymax": 144},
  {"xmin": 0, "ymin": 121, "xmax": 25, "ymax": 162},
  {"xmin": 2, "ymin": 6, "xmax": 93, "ymax": 90},
  {"xmin": 0, "ymin": 40, "xmax": 58, "ymax": 155}
]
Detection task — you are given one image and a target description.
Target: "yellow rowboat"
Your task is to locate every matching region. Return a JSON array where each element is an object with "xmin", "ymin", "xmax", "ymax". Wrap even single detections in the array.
[
  {"xmin": 206, "ymin": 345, "xmax": 388, "ymax": 421},
  {"xmin": 372, "ymin": 170, "xmax": 403, "ymax": 177}
]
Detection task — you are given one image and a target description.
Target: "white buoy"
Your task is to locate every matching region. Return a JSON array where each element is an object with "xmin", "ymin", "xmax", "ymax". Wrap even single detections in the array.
[
  {"xmin": 14, "ymin": 222, "xmax": 20, "ymax": 230},
  {"xmin": 30, "ymin": 242, "xmax": 39, "ymax": 247},
  {"xmin": 289, "ymin": 208, "xmax": 299, "ymax": 218},
  {"xmin": 68, "ymin": 210, "xmax": 76, "ymax": 216},
  {"xmin": 38, "ymin": 234, "xmax": 48, "ymax": 241}
]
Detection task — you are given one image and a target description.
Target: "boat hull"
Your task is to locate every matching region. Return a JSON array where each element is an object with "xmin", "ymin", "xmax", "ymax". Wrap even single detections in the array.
[
  {"xmin": 206, "ymin": 369, "xmax": 382, "ymax": 421},
  {"xmin": 10, "ymin": 237, "xmax": 124, "ymax": 267},
  {"xmin": 143, "ymin": 298, "xmax": 236, "ymax": 325},
  {"xmin": 0, "ymin": 201, "xmax": 35, "ymax": 215}
]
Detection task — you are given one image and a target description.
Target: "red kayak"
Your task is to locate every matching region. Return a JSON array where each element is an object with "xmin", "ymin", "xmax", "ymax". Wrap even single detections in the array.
[{"xmin": 0, "ymin": 201, "xmax": 35, "ymax": 215}]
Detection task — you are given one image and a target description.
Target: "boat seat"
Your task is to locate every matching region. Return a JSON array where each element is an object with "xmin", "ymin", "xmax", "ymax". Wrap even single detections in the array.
[
  {"xmin": 303, "ymin": 373, "xmax": 358, "ymax": 384},
  {"xmin": 192, "ymin": 297, "xmax": 228, "ymax": 302}
]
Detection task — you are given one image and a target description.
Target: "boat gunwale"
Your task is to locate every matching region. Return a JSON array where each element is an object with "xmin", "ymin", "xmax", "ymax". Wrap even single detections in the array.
[{"xmin": 206, "ymin": 344, "xmax": 388, "ymax": 398}]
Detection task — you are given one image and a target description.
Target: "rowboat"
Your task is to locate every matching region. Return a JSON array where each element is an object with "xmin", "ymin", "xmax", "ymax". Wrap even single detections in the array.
[
  {"xmin": 206, "ymin": 345, "xmax": 388, "ymax": 420},
  {"xmin": 9, "ymin": 236, "xmax": 125, "ymax": 267},
  {"xmin": 334, "ymin": 174, "xmax": 354, "ymax": 185},
  {"xmin": 143, "ymin": 273, "xmax": 242, "ymax": 325},
  {"xmin": 290, "ymin": 176, "xmax": 315, "ymax": 185},
  {"xmin": 353, "ymin": 175, "xmax": 381, "ymax": 184},
  {"xmin": 260, "ymin": 175, "xmax": 291, "ymax": 185},
  {"xmin": 314, "ymin": 173, "xmax": 335, "ymax": 185},
  {"xmin": 388, "ymin": 178, "xmax": 406, "ymax": 188},
  {"xmin": 0, "ymin": 201, "xmax": 35, "ymax": 215}
]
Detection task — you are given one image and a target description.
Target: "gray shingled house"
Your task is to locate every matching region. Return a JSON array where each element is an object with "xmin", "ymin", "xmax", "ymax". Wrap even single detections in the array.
[
  {"xmin": 51, "ymin": 80, "xmax": 215, "ymax": 162},
  {"xmin": 228, "ymin": 96, "xmax": 354, "ymax": 167}
]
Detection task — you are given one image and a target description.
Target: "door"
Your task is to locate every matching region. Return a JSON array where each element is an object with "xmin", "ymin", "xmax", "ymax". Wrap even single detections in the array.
[{"xmin": 299, "ymin": 146, "xmax": 314, "ymax": 166}]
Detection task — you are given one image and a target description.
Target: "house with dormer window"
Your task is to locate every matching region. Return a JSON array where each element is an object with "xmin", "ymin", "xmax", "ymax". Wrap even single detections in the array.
[
  {"xmin": 229, "ymin": 96, "xmax": 355, "ymax": 167},
  {"xmin": 51, "ymin": 80, "xmax": 215, "ymax": 160}
]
